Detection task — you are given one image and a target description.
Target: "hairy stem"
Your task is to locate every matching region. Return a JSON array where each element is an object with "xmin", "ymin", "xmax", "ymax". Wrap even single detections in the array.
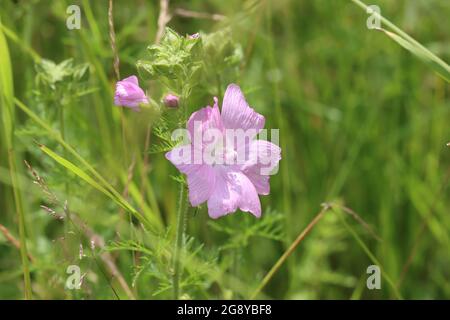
[
  {"xmin": 173, "ymin": 184, "xmax": 187, "ymax": 299},
  {"xmin": 172, "ymin": 81, "xmax": 191, "ymax": 299}
]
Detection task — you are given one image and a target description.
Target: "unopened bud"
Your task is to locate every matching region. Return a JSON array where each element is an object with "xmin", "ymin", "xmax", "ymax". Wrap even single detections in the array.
[
  {"xmin": 163, "ymin": 94, "xmax": 179, "ymax": 108},
  {"xmin": 188, "ymin": 33, "xmax": 200, "ymax": 39}
]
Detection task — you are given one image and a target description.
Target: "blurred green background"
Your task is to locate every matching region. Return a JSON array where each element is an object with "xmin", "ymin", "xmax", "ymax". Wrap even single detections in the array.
[{"xmin": 0, "ymin": 0, "xmax": 449, "ymax": 299}]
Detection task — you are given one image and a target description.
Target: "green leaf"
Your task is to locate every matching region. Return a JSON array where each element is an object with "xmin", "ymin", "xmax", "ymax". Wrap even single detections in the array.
[
  {"xmin": 379, "ymin": 28, "xmax": 450, "ymax": 82},
  {"xmin": 38, "ymin": 144, "xmax": 111, "ymax": 198},
  {"xmin": 351, "ymin": 0, "xmax": 450, "ymax": 82}
]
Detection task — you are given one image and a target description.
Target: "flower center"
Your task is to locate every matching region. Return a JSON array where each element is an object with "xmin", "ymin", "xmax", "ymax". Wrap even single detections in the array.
[{"xmin": 209, "ymin": 144, "xmax": 238, "ymax": 165}]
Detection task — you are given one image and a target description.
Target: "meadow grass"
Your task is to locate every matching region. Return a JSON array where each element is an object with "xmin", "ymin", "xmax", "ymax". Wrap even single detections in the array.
[{"xmin": 0, "ymin": 0, "xmax": 449, "ymax": 299}]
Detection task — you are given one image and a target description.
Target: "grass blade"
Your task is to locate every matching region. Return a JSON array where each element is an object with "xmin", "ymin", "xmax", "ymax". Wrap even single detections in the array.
[
  {"xmin": 38, "ymin": 144, "xmax": 111, "ymax": 198},
  {"xmin": 350, "ymin": 0, "xmax": 450, "ymax": 82},
  {"xmin": 0, "ymin": 18, "xmax": 32, "ymax": 299},
  {"xmin": 13, "ymin": 98, "xmax": 158, "ymax": 232},
  {"xmin": 38, "ymin": 144, "xmax": 153, "ymax": 232}
]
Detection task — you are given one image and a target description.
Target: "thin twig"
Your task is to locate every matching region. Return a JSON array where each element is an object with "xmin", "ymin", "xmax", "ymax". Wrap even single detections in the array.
[
  {"xmin": 156, "ymin": 0, "xmax": 172, "ymax": 44},
  {"xmin": 337, "ymin": 204, "xmax": 382, "ymax": 242},
  {"xmin": 123, "ymin": 154, "xmax": 136, "ymax": 200},
  {"xmin": 108, "ymin": 0, "xmax": 120, "ymax": 80},
  {"xmin": 173, "ymin": 8, "xmax": 225, "ymax": 21},
  {"xmin": 0, "ymin": 223, "xmax": 35, "ymax": 263},
  {"xmin": 139, "ymin": 125, "xmax": 152, "ymax": 206}
]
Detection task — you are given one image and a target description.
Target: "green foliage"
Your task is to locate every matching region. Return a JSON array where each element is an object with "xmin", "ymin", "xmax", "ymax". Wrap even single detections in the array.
[
  {"xmin": 137, "ymin": 27, "xmax": 202, "ymax": 87},
  {"xmin": 209, "ymin": 209, "xmax": 285, "ymax": 251},
  {"xmin": 34, "ymin": 58, "xmax": 90, "ymax": 105},
  {"xmin": 202, "ymin": 27, "xmax": 243, "ymax": 73},
  {"xmin": 351, "ymin": 0, "xmax": 450, "ymax": 82},
  {"xmin": 0, "ymin": 0, "xmax": 449, "ymax": 300},
  {"xmin": 105, "ymin": 233, "xmax": 218, "ymax": 298}
]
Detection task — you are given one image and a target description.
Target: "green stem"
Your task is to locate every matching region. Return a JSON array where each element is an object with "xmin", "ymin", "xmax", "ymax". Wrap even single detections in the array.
[
  {"xmin": 59, "ymin": 105, "xmax": 65, "ymax": 141},
  {"xmin": 172, "ymin": 84, "xmax": 191, "ymax": 299},
  {"xmin": 59, "ymin": 105, "xmax": 72, "ymax": 232},
  {"xmin": 8, "ymin": 150, "xmax": 32, "ymax": 299},
  {"xmin": 0, "ymin": 22, "xmax": 32, "ymax": 299},
  {"xmin": 216, "ymin": 73, "xmax": 222, "ymax": 98},
  {"xmin": 173, "ymin": 184, "xmax": 187, "ymax": 299}
]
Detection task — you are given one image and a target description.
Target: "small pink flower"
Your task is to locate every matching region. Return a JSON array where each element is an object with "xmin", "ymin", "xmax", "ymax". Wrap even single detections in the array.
[
  {"xmin": 166, "ymin": 84, "xmax": 281, "ymax": 219},
  {"xmin": 163, "ymin": 94, "xmax": 179, "ymax": 108},
  {"xmin": 114, "ymin": 75, "xmax": 148, "ymax": 111},
  {"xmin": 188, "ymin": 33, "xmax": 200, "ymax": 39}
]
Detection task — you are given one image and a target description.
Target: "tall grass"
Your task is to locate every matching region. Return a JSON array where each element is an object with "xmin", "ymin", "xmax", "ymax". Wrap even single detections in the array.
[
  {"xmin": 0, "ymin": 0, "xmax": 449, "ymax": 299},
  {"xmin": 0, "ymin": 18, "xmax": 32, "ymax": 299}
]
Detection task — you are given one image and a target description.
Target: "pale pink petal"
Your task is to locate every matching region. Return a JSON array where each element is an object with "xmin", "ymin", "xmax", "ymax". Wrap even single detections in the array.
[
  {"xmin": 242, "ymin": 167, "xmax": 271, "ymax": 195},
  {"xmin": 166, "ymin": 148, "xmax": 215, "ymax": 207},
  {"xmin": 165, "ymin": 145, "xmax": 194, "ymax": 174},
  {"xmin": 221, "ymin": 84, "xmax": 265, "ymax": 133},
  {"xmin": 114, "ymin": 75, "xmax": 148, "ymax": 109},
  {"xmin": 123, "ymin": 75, "xmax": 139, "ymax": 85},
  {"xmin": 187, "ymin": 104, "xmax": 224, "ymax": 152},
  {"xmin": 207, "ymin": 167, "xmax": 261, "ymax": 219},
  {"xmin": 186, "ymin": 164, "xmax": 216, "ymax": 207},
  {"xmin": 240, "ymin": 140, "xmax": 281, "ymax": 195},
  {"xmin": 187, "ymin": 104, "xmax": 223, "ymax": 141}
]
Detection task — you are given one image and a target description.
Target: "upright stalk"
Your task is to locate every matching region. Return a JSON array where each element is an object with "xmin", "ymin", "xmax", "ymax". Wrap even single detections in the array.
[
  {"xmin": 172, "ymin": 86, "xmax": 190, "ymax": 299},
  {"xmin": 0, "ymin": 21, "xmax": 32, "ymax": 299},
  {"xmin": 173, "ymin": 184, "xmax": 187, "ymax": 299},
  {"xmin": 8, "ymin": 151, "xmax": 32, "ymax": 299},
  {"xmin": 59, "ymin": 104, "xmax": 72, "ymax": 231}
]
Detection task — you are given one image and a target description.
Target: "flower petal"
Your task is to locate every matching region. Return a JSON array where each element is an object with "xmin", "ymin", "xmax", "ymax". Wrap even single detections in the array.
[
  {"xmin": 240, "ymin": 140, "xmax": 281, "ymax": 195},
  {"xmin": 114, "ymin": 75, "xmax": 148, "ymax": 109},
  {"xmin": 166, "ymin": 148, "xmax": 215, "ymax": 207},
  {"xmin": 207, "ymin": 167, "xmax": 261, "ymax": 219},
  {"xmin": 187, "ymin": 104, "xmax": 224, "ymax": 144},
  {"xmin": 122, "ymin": 75, "xmax": 139, "ymax": 85},
  {"xmin": 221, "ymin": 84, "xmax": 265, "ymax": 133},
  {"xmin": 165, "ymin": 145, "xmax": 195, "ymax": 174},
  {"xmin": 186, "ymin": 104, "xmax": 224, "ymax": 165},
  {"xmin": 187, "ymin": 165, "xmax": 215, "ymax": 206},
  {"xmin": 242, "ymin": 168, "xmax": 270, "ymax": 195}
]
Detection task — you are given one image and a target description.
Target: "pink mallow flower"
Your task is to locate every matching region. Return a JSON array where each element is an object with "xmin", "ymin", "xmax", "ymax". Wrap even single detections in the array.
[
  {"xmin": 114, "ymin": 75, "xmax": 148, "ymax": 111},
  {"xmin": 166, "ymin": 84, "xmax": 281, "ymax": 219}
]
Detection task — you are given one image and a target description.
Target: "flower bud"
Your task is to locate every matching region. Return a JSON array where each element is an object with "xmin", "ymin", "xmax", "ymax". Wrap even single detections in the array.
[
  {"xmin": 114, "ymin": 75, "xmax": 148, "ymax": 111},
  {"xmin": 163, "ymin": 94, "xmax": 179, "ymax": 108},
  {"xmin": 188, "ymin": 33, "xmax": 200, "ymax": 39}
]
